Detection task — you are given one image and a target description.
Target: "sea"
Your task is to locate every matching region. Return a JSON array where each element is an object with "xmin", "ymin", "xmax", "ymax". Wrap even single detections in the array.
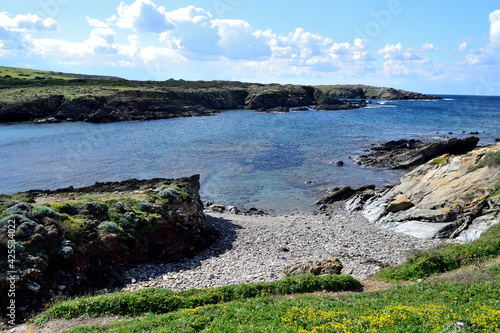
[{"xmin": 1, "ymin": 95, "xmax": 499, "ymax": 214}]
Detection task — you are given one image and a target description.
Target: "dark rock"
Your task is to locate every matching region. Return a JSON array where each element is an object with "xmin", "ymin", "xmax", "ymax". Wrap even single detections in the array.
[
  {"xmin": 359, "ymin": 137, "xmax": 479, "ymax": 169},
  {"xmin": 317, "ymin": 185, "xmax": 375, "ymax": 205}
]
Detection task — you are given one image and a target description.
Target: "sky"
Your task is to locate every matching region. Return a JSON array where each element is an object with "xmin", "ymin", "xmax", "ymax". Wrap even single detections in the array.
[{"xmin": 1, "ymin": 0, "xmax": 500, "ymax": 95}]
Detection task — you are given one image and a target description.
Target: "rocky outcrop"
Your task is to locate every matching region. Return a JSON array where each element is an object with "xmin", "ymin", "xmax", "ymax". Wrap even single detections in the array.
[
  {"xmin": 0, "ymin": 82, "xmax": 442, "ymax": 124},
  {"xmin": 284, "ymin": 258, "xmax": 343, "ymax": 276},
  {"xmin": 345, "ymin": 143, "xmax": 500, "ymax": 240},
  {"xmin": 317, "ymin": 185, "xmax": 375, "ymax": 206},
  {"xmin": 244, "ymin": 84, "xmax": 315, "ymax": 111},
  {"xmin": 315, "ymin": 85, "xmax": 441, "ymax": 100},
  {"xmin": 358, "ymin": 137, "xmax": 480, "ymax": 169},
  {"xmin": 0, "ymin": 175, "xmax": 217, "ymax": 323}
]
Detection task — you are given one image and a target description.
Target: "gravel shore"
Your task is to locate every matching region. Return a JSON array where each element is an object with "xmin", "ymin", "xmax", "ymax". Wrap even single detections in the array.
[{"xmin": 121, "ymin": 207, "xmax": 444, "ymax": 292}]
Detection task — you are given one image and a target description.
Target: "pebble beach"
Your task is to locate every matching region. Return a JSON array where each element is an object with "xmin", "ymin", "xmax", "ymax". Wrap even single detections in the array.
[{"xmin": 122, "ymin": 207, "xmax": 445, "ymax": 292}]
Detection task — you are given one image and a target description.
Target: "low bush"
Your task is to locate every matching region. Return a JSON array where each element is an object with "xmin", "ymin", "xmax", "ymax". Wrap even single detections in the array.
[{"xmin": 97, "ymin": 221, "xmax": 123, "ymax": 234}]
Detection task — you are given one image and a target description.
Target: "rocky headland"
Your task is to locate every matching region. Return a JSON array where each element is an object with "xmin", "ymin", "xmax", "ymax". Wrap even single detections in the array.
[
  {"xmin": 319, "ymin": 140, "xmax": 500, "ymax": 241},
  {"xmin": 0, "ymin": 175, "xmax": 217, "ymax": 322},
  {"xmin": 0, "ymin": 67, "xmax": 441, "ymax": 124}
]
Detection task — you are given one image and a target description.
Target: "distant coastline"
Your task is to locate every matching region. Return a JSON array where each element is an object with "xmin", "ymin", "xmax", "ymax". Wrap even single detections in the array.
[{"xmin": 0, "ymin": 66, "xmax": 440, "ymax": 124}]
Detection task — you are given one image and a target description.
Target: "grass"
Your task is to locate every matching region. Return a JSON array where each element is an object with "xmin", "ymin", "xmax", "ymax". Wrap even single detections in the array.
[
  {"xmin": 468, "ymin": 150, "xmax": 500, "ymax": 172},
  {"xmin": 28, "ymin": 223, "xmax": 500, "ymax": 332},
  {"xmin": 36, "ymin": 278, "xmax": 500, "ymax": 332},
  {"xmin": 35, "ymin": 274, "xmax": 360, "ymax": 324},
  {"xmin": 375, "ymin": 225, "xmax": 500, "ymax": 281}
]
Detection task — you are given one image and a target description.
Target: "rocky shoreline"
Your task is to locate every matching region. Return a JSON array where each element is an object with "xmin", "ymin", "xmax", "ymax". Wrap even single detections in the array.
[{"xmin": 0, "ymin": 82, "xmax": 440, "ymax": 124}]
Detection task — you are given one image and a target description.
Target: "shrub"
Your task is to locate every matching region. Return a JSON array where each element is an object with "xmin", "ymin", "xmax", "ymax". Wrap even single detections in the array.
[
  {"xmin": 82, "ymin": 201, "xmax": 108, "ymax": 218},
  {"xmin": 0, "ymin": 214, "xmax": 38, "ymax": 229},
  {"xmin": 50, "ymin": 202, "xmax": 79, "ymax": 215},
  {"xmin": 97, "ymin": 221, "xmax": 123, "ymax": 234},
  {"xmin": 6, "ymin": 202, "xmax": 32, "ymax": 215},
  {"xmin": 32, "ymin": 206, "xmax": 57, "ymax": 218},
  {"xmin": 132, "ymin": 199, "xmax": 153, "ymax": 213},
  {"xmin": 158, "ymin": 186, "xmax": 189, "ymax": 200}
]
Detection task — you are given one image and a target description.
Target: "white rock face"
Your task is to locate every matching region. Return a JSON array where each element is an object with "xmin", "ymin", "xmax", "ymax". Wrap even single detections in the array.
[
  {"xmin": 351, "ymin": 143, "xmax": 500, "ymax": 241},
  {"xmin": 456, "ymin": 213, "xmax": 500, "ymax": 242}
]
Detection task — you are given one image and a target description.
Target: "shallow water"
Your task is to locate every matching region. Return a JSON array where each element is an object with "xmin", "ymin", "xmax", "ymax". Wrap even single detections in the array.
[{"xmin": 0, "ymin": 95, "xmax": 499, "ymax": 213}]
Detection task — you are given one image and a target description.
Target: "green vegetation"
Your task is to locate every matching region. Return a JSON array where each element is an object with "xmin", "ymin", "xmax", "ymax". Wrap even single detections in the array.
[
  {"xmin": 36, "ymin": 276, "xmax": 500, "ymax": 332},
  {"xmin": 469, "ymin": 150, "xmax": 500, "ymax": 172},
  {"xmin": 375, "ymin": 225, "xmax": 500, "ymax": 281},
  {"xmin": 431, "ymin": 154, "xmax": 450, "ymax": 165},
  {"xmin": 29, "ymin": 223, "xmax": 500, "ymax": 332},
  {"xmin": 35, "ymin": 274, "xmax": 360, "ymax": 323}
]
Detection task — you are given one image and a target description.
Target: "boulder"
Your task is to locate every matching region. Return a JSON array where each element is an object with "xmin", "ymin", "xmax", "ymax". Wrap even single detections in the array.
[
  {"xmin": 386, "ymin": 194, "xmax": 413, "ymax": 213},
  {"xmin": 284, "ymin": 258, "xmax": 343, "ymax": 277}
]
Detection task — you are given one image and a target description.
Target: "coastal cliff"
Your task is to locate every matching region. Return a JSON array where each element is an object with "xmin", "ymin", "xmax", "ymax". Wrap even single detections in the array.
[
  {"xmin": 0, "ymin": 175, "xmax": 216, "ymax": 322},
  {"xmin": 0, "ymin": 66, "xmax": 441, "ymax": 124}
]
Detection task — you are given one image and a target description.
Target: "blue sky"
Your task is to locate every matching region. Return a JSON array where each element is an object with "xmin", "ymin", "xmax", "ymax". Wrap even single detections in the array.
[{"xmin": 1, "ymin": 0, "xmax": 500, "ymax": 95}]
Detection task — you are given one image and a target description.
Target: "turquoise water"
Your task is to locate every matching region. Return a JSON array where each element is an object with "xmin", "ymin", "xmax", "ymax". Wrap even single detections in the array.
[{"xmin": 0, "ymin": 95, "xmax": 499, "ymax": 213}]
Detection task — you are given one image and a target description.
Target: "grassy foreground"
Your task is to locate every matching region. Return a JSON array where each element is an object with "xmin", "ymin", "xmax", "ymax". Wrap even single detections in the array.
[{"xmin": 30, "ymin": 224, "xmax": 500, "ymax": 332}]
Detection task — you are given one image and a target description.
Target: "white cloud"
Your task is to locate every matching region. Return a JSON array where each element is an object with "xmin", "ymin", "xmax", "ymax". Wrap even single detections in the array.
[
  {"xmin": 377, "ymin": 43, "xmax": 441, "ymax": 77},
  {"xmin": 264, "ymin": 28, "xmax": 332, "ymax": 59},
  {"xmin": 465, "ymin": 48, "xmax": 496, "ymax": 65},
  {"xmin": 459, "ymin": 42, "xmax": 469, "ymax": 52},
  {"xmin": 420, "ymin": 43, "xmax": 439, "ymax": 52},
  {"xmin": 138, "ymin": 45, "xmax": 186, "ymax": 65},
  {"xmin": 114, "ymin": 0, "xmax": 173, "ymax": 33},
  {"xmin": 160, "ymin": 6, "xmax": 222, "ymax": 59},
  {"xmin": 211, "ymin": 19, "xmax": 270, "ymax": 60},
  {"xmin": 29, "ymin": 27, "xmax": 119, "ymax": 60},
  {"xmin": 86, "ymin": 17, "xmax": 109, "ymax": 28},
  {"xmin": 377, "ymin": 43, "xmax": 422, "ymax": 60},
  {"xmin": 0, "ymin": 12, "xmax": 59, "ymax": 32},
  {"xmin": 489, "ymin": 9, "xmax": 500, "ymax": 48},
  {"xmin": 462, "ymin": 9, "xmax": 500, "ymax": 66}
]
